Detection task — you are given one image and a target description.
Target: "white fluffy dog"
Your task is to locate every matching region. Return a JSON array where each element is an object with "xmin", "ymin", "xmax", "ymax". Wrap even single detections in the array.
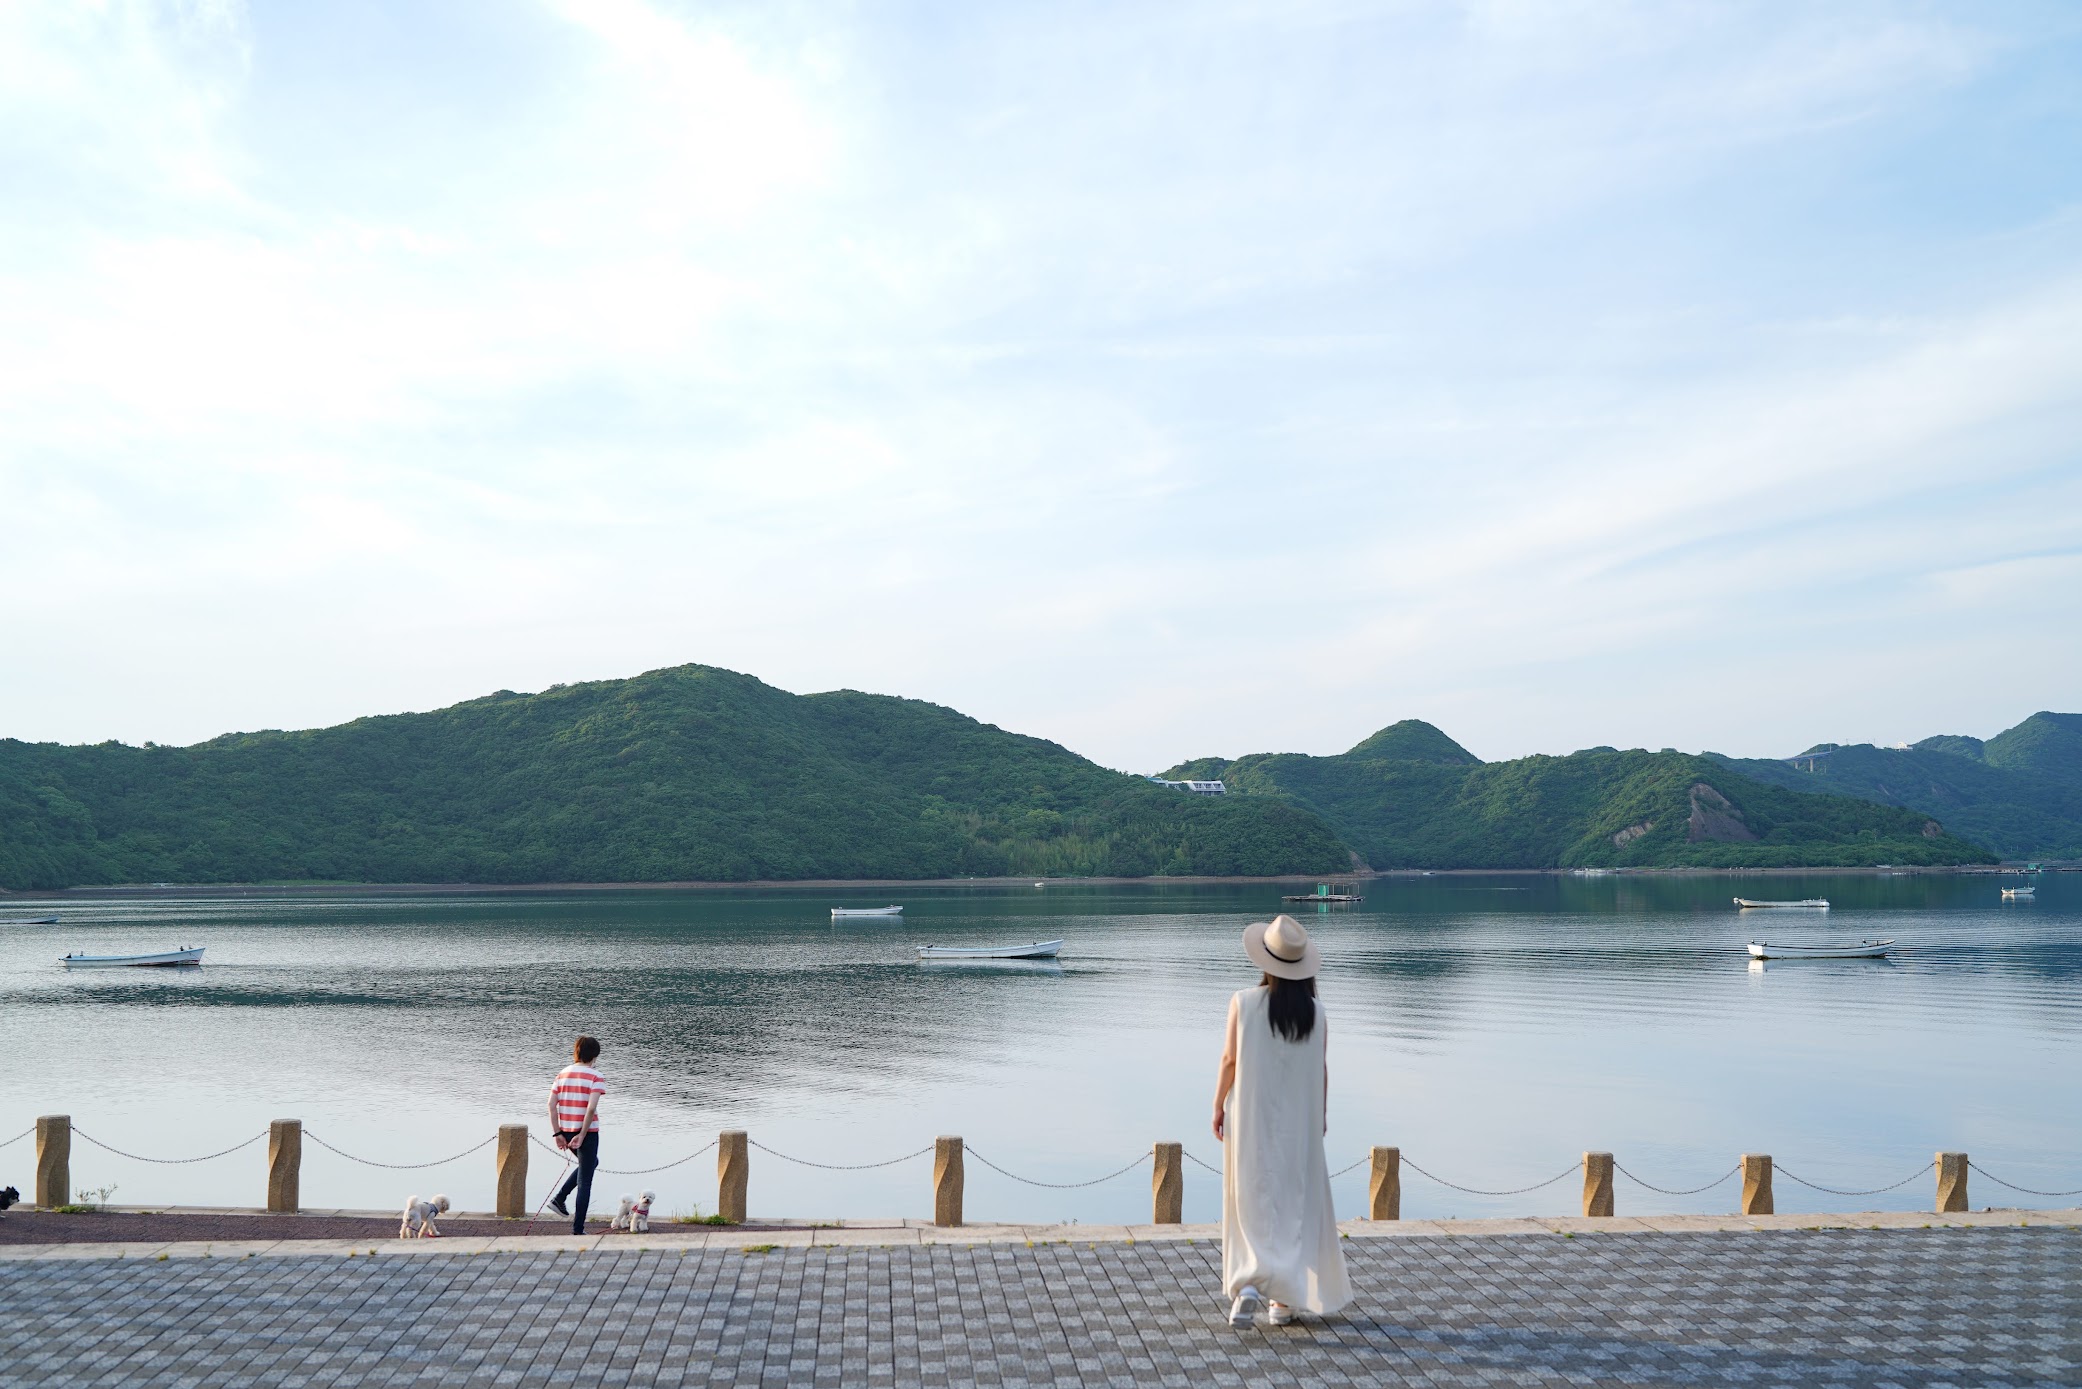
[
  {"xmin": 630, "ymin": 1191, "xmax": 654, "ymax": 1233},
  {"xmin": 399, "ymin": 1193, "xmax": 450, "ymax": 1239}
]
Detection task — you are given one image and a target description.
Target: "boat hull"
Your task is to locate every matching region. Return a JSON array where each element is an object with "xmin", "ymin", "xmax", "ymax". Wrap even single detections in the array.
[
  {"xmin": 1747, "ymin": 940, "xmax": 1892, "ymax": 960},
  {"xmin": 1734, "ymin": 898, "xmax": 1831, "ymax": 909},
  {"xmin": 832, "ymin": 907, "xmax": 904, "ymax": 918},
  {"xmin": 62, "ymin": 948, "xmax": 205, "ymax": 968},
  {"xmin": 916, "ymin": 939, "xmax": 1064, "ymax": 960}
]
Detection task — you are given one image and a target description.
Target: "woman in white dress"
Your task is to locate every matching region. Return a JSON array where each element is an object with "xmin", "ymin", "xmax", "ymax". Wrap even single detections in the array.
[{"xmin": 1211, "ymin": 913, "xmax": 1352, "ymax": 1328}]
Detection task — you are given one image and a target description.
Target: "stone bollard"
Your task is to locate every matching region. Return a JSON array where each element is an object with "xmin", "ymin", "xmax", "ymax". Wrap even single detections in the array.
[
  {"xmin": 1152, "ymin": 1142, "xmax": 1182, "ymax": 1224},
  {"xmin": 1582, "ymin": 1152, "xmax": 1615, "ymax": 1217},
  {"xmin": 1369, "ymin": 1146, "xmax": 1401, "ymax": 1221},
  {"xmin": 267, "ymin": 1120, "xmax": 302, "ymax": 1213},
  {"xmin": 933, "ymin": 1135, "xmax": 964, "ymax": 1228},
  {"xmin": 496, "ymin": 1125, "xmax": 529, "ymax": 1218},
  {"xmin": 1936, "ymin": 1151, "xmax": 1969, "ymax": 1214},
  {"xmin": 718, "ymin": 1131, "xmax": 748, "ymax": 1224},
  {"xmin": 1740, "ymin": 1154, "xmax": 1773, "ymax": 1215},
  {"xmin": 36, "ymin": 1115, "xmax": 70, "ymax": 1210}
]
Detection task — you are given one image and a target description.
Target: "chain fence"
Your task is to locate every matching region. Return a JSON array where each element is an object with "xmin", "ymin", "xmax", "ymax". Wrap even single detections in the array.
[
  {"xmin": 1967, "ymin": 1161, "xmax": 2082, "ymax": 1198},
  {"xmin": 749, "ymin": 1140, "xmax": 936, "ymax": 1171},
  {"xmin": 1774, "ymin": 1160, "xmax": 1935, "ymax": 1197},
  {"xmin": 71, "ymin": 1127, "xmax": 268, "ymax": 1165},
  {"xmin": 1614, "ymin": 1162, "xmax": 1741, "ymax": 1197},
  {"xmin": 966, "ymin": 1148, "xmax": 1150, "ymax": 1190},
  {"xmin": 304, "ymin": 1132, "xmax": 497, "ymax": 1171},
  {"xmin": 0, "ymin": 1126, "xmax": 32, "ymax": 1151},
  {"xmin": 1402, "ymin": 1155, "xmax": 1581, "ymax": 1197}
]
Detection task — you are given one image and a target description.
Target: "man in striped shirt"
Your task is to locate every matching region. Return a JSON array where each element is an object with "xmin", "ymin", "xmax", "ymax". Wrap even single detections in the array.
[{"xmin": 547, "ymin": 1035, "xmax": 606, "ymax": 1233}]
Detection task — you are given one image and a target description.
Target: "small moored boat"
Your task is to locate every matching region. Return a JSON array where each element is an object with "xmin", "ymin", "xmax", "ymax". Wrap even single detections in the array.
[
  {"xmin": 1734, "ymin": 898, "xmax": 1830, "ymax": 909},
  {"xmin": 1747, "ymin": 939, "xmax": 1893, "ymax": 960},
  {"xmin": 831, "ymin": 906, "xmax": 904, "ymax": 919},
  {"xmin": 917, "ymin": 940, "xmax": 1063, "ymax": 960},
  {"xmin": 2001, "ymin": 886, "xmax": 2035, "ymax": 898},
  {"xmin": 62, "ymin": 946, "xmax": 205, "ymax": 968}
]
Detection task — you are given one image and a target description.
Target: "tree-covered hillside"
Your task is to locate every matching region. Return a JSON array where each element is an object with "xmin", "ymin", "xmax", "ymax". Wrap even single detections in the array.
[
  {"xmin": 0, "ymin": 665, "xmax": 1351, "ymax": 890},
  {"xmin": 1167, "ymin": 722, "xmax": 1992, "ymax": 869},
  {"xmin": 1716, "ymin": 711, "xmax": 2082, "ymax": 860}
]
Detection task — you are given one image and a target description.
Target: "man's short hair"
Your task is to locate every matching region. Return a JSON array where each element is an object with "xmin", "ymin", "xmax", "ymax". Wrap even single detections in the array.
[{"xmin": 574, "ymin": 1035, "xmax": 601, "ymax": 1064}]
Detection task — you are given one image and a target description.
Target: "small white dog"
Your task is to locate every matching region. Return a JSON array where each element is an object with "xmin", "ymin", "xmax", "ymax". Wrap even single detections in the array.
[
  {"xmin": 630, "ymin": 1191, "xmax": 654, "ymax": 1233},
  {"xmin": 399, "ymin": 1193, "xmax": 450, "ymax": 1239}
]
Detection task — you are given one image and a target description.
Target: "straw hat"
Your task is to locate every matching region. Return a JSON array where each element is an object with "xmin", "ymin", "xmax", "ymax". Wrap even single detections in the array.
[{"xmin": 1243, "ymin": 914, "xmax": 1320, "ymax": 980}]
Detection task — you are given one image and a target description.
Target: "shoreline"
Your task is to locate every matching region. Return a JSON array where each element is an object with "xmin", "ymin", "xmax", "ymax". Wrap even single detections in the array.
[{"xmin": 4, "ymin": 862, "xmax": 2058, "ymax": 898}]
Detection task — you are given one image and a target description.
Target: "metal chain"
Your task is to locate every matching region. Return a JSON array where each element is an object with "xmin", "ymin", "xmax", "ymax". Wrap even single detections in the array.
[
  {"xmin": 304, "ymin": 1132, "xmax": 496, "ymax": 1171},
  {"xmin": 71, "ymin": 1127, "xmax": 269, "ymax": 1165},
  {"xmin": 965, "ymin": 1148, "xmax": 1150, "ymax": 1190},
  {"xmin": 1775, "ymin": 1160, "xmax": 1934, "ymax": 1197},
  {"xmin": 602, "ymin": 1142, "xmax": 717, "ymax": 1176},
  {"xmin": 749, "ymin": 1140, "xmax": 935, "ymax": 1171},
  {"xmin": 1967, "ymin": 1161, "xmax": 2082, "ymax": 1198},
  {"xmin": 1184, "ymin": 1149, "xmax": 1223, "ymax": 1175},
  {"xmin": 1401, "ymin": 1155, "xmax": 1580, "ymax": 1197},
  {"xmin": 1615, "ymin": 1162, "xmax": 1741, "ymax": 1197},
  {"xmin": 0, "ymin": 1127, "xmax": 32, "ymax": 1151}
]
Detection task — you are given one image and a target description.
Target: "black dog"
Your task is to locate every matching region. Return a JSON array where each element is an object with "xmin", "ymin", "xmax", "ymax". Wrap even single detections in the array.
[{"xmin": 0, "ymin": 1186, "xmax": 18, "ymax": 1212}]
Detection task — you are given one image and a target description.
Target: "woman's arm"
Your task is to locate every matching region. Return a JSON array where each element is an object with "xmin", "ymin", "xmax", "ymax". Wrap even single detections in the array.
[
  {"xmin": 1322, "ymin": 1006, "xmax": 1330, "ymax": 1134},
  {"xmin": 1212, "ymin": 994, "xmax": 1240, "ymax": 1141}
]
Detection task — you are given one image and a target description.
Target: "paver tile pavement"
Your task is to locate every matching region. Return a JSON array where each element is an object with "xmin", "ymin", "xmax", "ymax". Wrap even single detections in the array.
[{"xmin": 3, "ymin": 1228, "xmax": 2078, "ymax": 1385}]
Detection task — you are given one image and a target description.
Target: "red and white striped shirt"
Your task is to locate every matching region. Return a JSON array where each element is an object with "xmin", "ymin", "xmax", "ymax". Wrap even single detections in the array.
[{"xmin": 550, "ymin": 1064, "xmax": 605, "ymax": 1134}]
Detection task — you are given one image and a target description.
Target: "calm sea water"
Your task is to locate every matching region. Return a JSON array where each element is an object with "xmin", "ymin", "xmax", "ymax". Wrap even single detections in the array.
[{"xmin": 2, "ymin": 874, "xmax": 2076, "ymax": 1224}]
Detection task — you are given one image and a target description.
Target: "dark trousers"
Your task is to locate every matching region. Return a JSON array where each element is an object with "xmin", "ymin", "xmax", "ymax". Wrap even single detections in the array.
[{"xmin": 553, "ymin": 1132, "xmax": 599, "ymax": 1234}]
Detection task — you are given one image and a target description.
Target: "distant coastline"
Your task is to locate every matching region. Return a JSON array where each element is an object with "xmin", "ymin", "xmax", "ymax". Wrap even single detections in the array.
[{"xmin": 8, "ymin": 862, "xmax": 2064, "ymax": 899}]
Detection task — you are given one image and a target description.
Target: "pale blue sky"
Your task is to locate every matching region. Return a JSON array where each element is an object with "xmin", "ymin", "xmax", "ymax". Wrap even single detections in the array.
[{"xmin": 2, "ymin": 0, "xmax": 2078, "ymax": 768}]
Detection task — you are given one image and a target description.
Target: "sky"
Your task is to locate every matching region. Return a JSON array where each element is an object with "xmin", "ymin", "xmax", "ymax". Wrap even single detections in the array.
[{"xmin": 3, "ymin": 0, "xmax": 2080, "ymax": 771}]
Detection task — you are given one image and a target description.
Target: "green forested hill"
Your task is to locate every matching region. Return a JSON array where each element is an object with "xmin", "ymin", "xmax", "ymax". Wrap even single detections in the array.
[
  {"xmin": 1167, "ymin": 723, "xmax": 1992, "ymax": 869},
  {"xmin": 0, "ymin": 665, "xmax": 1351, "ymax": 890},
  {"xmin": 1715, "ymin": 711, "xmax": 2082, "ymax": 860}
]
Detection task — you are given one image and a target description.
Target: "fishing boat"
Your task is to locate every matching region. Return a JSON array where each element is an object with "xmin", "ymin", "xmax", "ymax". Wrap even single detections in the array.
[
  {"xmin": 2002, "ymin": 886, "xmax": 2036, "ymax": 898},
  {"xmin": 2, "ymin": 916, "xmax": 60, "ymax": 925},
  {"xmin": 1733, "ymin": 898, "xmax": 1830, "ymax": 909},
  {"xmin": 916, "ymin": 939, "xmax": 1063, "ymax": 960},
  {"xmin": 62, "ymin": 946, "xmax": 205, "ymax": 968},
  {"xmin": 831, "ymin": 906, "xmax": 903, "ymax": 919},
  {"xmin": 1747, "ymin": 939, "xmax": 1893, "ymax": 960}
]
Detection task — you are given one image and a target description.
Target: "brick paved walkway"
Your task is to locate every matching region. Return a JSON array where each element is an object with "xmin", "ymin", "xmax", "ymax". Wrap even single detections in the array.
[{"xmin": 4, "ymin": 1225, "xmax": 2078, "ymax": 1386}]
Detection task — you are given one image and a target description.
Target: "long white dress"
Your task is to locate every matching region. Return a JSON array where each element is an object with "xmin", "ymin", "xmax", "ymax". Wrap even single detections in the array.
[{"xmin": 1221, "ymin": 985, "xmax": 1352, "ymax": 1313}]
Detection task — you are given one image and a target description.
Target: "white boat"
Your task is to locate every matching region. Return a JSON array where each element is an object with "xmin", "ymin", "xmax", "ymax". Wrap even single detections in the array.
[
  {"xmin": 831, "ymin": 906, "xmax": 903, "ymax": 919},
  {"xmin": 62, "ymin": 946, "xmax": 205, "ymax": 968},
  {"xmin": 1734, "ymin": 897, "xmax": 1830, "ymax": 909},
  {"xmin": 2001, "ymin": 886, "xmax": 2035, "ymax": 898},
  {"xmin": 1747, "ymin": 939, "xmax": 1893, "ymax": 960},
  {"xmin": 917, "ymin": 939, "xmax": 1063, "ymax": 960}
]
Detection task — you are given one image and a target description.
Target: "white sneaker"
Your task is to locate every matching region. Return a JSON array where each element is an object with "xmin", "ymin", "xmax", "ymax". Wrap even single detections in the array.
[
  {"xmin": 1228, "ymin": 1285, "xmax": 1261, "ymax": 1328},
  {"xmin": 1267, "ymin": 1302, "xmax": 1295, "ymax": 1326}
]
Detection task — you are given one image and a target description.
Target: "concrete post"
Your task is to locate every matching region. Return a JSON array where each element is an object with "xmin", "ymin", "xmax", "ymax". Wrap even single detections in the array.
[
  {"xmin": 1152, "ymin": 1142, "xmax": 1182, "ymax": 1224},
  {"xmin": 35, "ymin": 1115, "xmax": 70, "ymax": 1210},
  {"xmin": 933, "ymin": 1135, "xmax": 964, "ymax": 1228},
  {"xmin": 1936, "ymin": 1151, "xmax": 1969, "ymax": 1213},
  {"xmin": 267, "ymin": 1120, "xmax": 302, "ymax": 1213},
  {"xmin": 1583, "ymin": 1151, "xmax": 1615, "ymax": 1217},
  {"xmin": 1740, "ymin": 1153, "xmax": 1773, "ymax": 1215},
  {"xmin": 1369, "ymin": 1146, "xmax": 1401, "ymax": 1221},
  {"xmin": 495, "ymin": 1125, "xmax": 529, "ymax": 1218},
  {"xmin": 718, "ymin": 1131, "xmax": 748, "ymax": 1224}
]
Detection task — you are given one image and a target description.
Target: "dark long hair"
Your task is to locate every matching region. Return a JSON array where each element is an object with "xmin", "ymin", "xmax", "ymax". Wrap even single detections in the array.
[{"xmin": 1260, "ymin": 973, "xmax": 1317, "ymax": 1042}]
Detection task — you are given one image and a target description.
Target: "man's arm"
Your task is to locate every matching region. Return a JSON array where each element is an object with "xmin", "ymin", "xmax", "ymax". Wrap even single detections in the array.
[{"xmin": 548, "ymin": 1081, "xmax": 568, "ymax": 1149}]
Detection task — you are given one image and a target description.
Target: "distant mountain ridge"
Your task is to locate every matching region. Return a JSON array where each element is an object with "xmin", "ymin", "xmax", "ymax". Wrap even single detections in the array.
[
  {"xmin": 1717, "ymin": 711, "xmax": 2082, "ymax": 860},
  {"xmin": 0, "ymin": 665, "xmax": 1350, "ymax": 891},
  {"xmin": 1166, "ymin": 720, "xmax": 1995, "ymax": 870}
]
